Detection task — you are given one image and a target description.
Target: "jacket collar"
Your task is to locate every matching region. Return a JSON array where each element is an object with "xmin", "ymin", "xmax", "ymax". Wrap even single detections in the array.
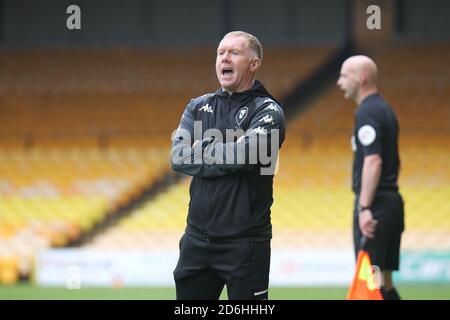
[{"xmin": 215, "ymin": 80, "xmax": 269, "ymax": 98}]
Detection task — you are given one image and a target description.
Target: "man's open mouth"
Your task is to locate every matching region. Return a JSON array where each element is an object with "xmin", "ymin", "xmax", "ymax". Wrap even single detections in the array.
[{"xmin": 222, "ymin": 68, "xmax": 233, "ymax": 76}]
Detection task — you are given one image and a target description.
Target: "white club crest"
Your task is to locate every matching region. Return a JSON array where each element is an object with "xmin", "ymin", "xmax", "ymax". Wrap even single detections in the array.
[{"xmin": 236, "ymin": 107, "xmax": 248, "ymax": 125}]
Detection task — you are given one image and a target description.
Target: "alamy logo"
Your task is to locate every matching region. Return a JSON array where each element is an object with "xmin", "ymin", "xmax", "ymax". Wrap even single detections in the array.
[
  {"xmin": 366, "ymin": 5, "xmax": 381, "ymax": 30},
  {"xmin": 66, "ymin": 5, "xmax": 81, "ymax": 30},
  {"xmin": 66, "ymin": 265, "xmax": 81, "ymax": 289},
  {"xmin": 236, "ymin": 107, "xmax": 248, "ymax": 125},
  {"xmin": 199, "ymin": 103, "xmax": 213, "ymax": 113},
  {"xmin": 171, "ymin": 121, "xmax": 279, "ymax": 175}
]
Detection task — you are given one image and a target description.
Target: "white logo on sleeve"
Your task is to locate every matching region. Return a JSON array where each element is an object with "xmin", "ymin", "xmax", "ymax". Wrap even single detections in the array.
[
  {"xmin": 260, "ymin": 114, "xmax": 274, "ymax": 125},
  {"xmin": 199, "ymin": 103, "xmax": 213, "ymax": 113},
  {"xmin": 253, "ymin": 127, "xmax": 267, "ymax": 135},
  {"xmin": 265, "ymin": 103, "xmax": 279, "ymax": 112},
  {"xmin": 358, "ymin": 125, "xmax": 376, "ymax": 146}
]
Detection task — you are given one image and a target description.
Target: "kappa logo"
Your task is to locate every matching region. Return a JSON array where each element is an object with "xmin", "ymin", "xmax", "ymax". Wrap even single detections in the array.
[
  {"xmin": 253, "ymin": 126, "xmax": 267, "ymax": 135},
  {"xmin": 236, "ymin": 107, "xmax": 249, "ymax": 125},
  {"xmin": 199, "ymin": 103, "xmax": 213, "ymax": 113},
  {"xmin": 265, "ymin": 103, "xmax": 279, "ymax": 112},
  {"xmin": 260, "ymin": 114, "xmax": 274, "ymax": 125}
]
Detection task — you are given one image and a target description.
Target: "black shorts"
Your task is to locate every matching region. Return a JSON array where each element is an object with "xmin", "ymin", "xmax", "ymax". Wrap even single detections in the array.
[
  {"xmin": 353, "ymin": 191, "xmax": 404, "ymax": 271},
  {"xmin": 173, "ymin": 233, "xmax": 271, "ymax": 300}
]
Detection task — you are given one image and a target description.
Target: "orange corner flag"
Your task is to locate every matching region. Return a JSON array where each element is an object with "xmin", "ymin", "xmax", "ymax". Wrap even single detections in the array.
[{"xmin": 346, "ymin": 249, "xmax": 383, "ymax": 300}]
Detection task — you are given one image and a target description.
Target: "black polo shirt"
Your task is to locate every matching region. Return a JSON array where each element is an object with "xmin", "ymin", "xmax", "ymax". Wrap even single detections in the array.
[{"xmin": 352, "ymin": 93, "xmax": 400, "ymax": 194}]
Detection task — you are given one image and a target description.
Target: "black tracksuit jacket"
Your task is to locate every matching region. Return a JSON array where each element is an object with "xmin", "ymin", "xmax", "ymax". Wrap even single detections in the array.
[{"xmin": 171, "ymin": 80, "xmax": 285, "ymax": 242}]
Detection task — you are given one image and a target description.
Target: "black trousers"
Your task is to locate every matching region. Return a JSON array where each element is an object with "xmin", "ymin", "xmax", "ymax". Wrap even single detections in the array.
[
  {"xmin": 173, "ymin": 233, "xmax": 271, "ymax": 300},
  {"xmin": 353, "ymin": 191, "xmax": 405, "ymax": 271}
]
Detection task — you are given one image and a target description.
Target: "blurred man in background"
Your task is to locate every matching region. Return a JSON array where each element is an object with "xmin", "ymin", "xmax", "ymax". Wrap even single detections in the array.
[
  {"xmin": 337, "ymin": 55, "xmax": 404, "ymax": 300},
  {"xmin": 170, "ymin": 31, "xmax": 285, "ymax": 299}
]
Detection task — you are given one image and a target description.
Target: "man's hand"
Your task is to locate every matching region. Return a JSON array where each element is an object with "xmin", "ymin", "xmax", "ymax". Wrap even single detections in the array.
[{"xmin": 359, "ymin": 209, "xmax": 377, "ymax": 238}]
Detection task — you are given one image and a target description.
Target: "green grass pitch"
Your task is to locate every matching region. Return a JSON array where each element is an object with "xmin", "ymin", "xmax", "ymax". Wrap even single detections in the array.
[{"xmin": 0, "ymin": 284, "xmax": 449, "ymax": 300}]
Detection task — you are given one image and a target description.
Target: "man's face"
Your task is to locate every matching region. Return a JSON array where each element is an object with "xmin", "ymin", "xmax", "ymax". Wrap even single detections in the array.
[
  {"xmin": 337, "ymin": 61, "xmax": 359, "ymax": 102},
  {"xmin": 216, "ymin": 35, "xmax": 257, "ymax": 93}
]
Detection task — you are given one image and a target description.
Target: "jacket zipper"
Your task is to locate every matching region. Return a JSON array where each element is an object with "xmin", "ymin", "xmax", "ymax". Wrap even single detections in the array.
[{"xmin": 205, "ymin": 95, "xmax": 232, "ymax": 239}]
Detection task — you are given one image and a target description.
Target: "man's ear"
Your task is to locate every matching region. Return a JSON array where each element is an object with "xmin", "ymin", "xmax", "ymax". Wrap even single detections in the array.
[
  {"xmin": 358, "ymin": 71, "xmax": 367, "ymax": 86},
  {"xmin": 355, "ymin": 74, "xmax": 363, "ymax": 86},
  {"xmin": 250, "ymin": 59, "xmax": 260, "ymax": 72}
]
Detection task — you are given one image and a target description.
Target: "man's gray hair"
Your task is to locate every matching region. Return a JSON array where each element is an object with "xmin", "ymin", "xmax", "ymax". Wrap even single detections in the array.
[{"xmin": 223, "ymin": 31, "xmax": 263, "ymax": 62}]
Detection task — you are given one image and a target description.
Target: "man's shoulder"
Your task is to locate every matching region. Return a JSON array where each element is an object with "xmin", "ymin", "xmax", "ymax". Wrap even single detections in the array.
[
  {"xmin": 253, "ymin": 96, "xmax": 284, "ymax": 115},
  {"xmin": 358, "ymin": 97, "xmax": 381, "ymax": 117},
  {"xmin": 361, "ymin": 94, "xmax": 391, "ymax": 109},
  {"xmin": 360, "ymin": 95, "xmax": 394, "ymax": 117},
  {"xmin": 189, "ymin": 92, "xmax": 216, "ymax": 106}
]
